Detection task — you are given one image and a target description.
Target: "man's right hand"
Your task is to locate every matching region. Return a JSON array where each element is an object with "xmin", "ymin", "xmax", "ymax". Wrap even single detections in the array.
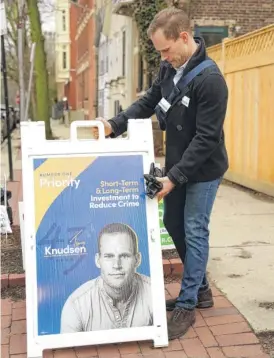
[{"xmin": 92, "ymin": 117, "xmax": 113, "ymax": 139}]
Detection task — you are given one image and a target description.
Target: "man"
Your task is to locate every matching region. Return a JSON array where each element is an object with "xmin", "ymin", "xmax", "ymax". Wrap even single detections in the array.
[
  {"xmin": 92, "ymin": 8, "xmax": 228, "ymax": 339},
  {"xmin": 60, "ymin": 223, "xmax": 152, "ymax": 332}
]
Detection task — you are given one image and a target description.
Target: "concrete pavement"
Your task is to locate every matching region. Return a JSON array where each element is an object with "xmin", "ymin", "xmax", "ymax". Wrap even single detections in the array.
[
  {"xmin": 1, "ymin": 120, "xmax": 274, "ymax": 333},
  {"xmin": 209, "ymin": 182, "xmax": 274, "ymax": 332}
]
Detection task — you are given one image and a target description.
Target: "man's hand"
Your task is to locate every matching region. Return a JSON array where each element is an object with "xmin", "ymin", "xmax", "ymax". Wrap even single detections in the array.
[
  {"xmin": 92, "ymin": 117, "xmax": 113, "ymax": 139},
  {"xmin": 155, "ymin": 176, "xmax": 175, "ymax": 201}
]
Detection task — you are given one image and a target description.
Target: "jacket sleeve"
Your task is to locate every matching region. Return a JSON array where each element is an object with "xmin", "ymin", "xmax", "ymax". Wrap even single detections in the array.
[
  {"xmin": 108, "ymin": 65, "xmax": 165, "ymax": 137},
  {"xmin": 167, "ymin": 73, "xmax": 228, "ymax": 185}
]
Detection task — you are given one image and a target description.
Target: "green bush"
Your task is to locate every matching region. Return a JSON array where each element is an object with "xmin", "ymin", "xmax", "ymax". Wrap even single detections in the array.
[{"xmin": 132, "ymin": 0, "xmax": 168, "ymax": 79}]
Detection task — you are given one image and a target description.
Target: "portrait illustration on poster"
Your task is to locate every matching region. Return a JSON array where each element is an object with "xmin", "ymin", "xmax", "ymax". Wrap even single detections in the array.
[
  {"xmin": 33, "ymin": 155, "xmax": 153, "ymax": 336},
  {"xmin": 60, "ymin": 222, "xmax": 152, "ymax": 332}
]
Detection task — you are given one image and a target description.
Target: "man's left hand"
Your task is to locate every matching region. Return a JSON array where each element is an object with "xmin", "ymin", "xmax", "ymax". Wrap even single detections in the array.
[{"xmin": 155, "ymin": 176, "xmax": 175, "ymax": 201}]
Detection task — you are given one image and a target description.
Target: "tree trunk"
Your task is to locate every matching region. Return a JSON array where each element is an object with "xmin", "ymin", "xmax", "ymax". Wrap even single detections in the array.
[
  {"xmin": 30, "ymin": 84, "xmax": 37, "ymax": 120},
  {"xmin": 26, "ymin": 0, "xmax": 52, "ymax": 138}
]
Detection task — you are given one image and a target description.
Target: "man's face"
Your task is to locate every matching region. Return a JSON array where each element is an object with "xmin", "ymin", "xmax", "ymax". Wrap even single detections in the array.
[
  {"xmin": 95, "ymin": 232, "xmax": 141, "ymax": 291},
  {"xmin": 151, "ymin": 28, "xmax": 190, "ymax": 69}
]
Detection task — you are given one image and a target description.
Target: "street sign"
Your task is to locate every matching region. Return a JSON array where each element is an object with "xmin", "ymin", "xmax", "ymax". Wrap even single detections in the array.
[{"xmin": 20, "ymin": 119, "xmax": 168, "ymax": 358}]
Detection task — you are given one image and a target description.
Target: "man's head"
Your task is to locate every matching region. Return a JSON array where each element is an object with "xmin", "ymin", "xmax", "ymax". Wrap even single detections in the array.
[
  {"xmin": 147, "ymin": 7, "xmax": 195, "ymax": 69},
  {"xmin": 95, "ymin": 223, "xmax": 141, "ymax": 291}
]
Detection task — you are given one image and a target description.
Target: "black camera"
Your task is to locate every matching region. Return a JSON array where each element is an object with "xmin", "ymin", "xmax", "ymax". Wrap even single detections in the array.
[
  {"xmin": 144, "ymin": 175, "xmax": 163, "ymax": 199},
  {"xmin": 143, "ymin": 163, "xmax": 165, "ymax": 199}
]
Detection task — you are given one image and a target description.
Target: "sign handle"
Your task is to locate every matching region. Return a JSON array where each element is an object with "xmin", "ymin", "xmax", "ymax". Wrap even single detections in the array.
[{"xmin": 70, "ymin": 120, "xmax": 105, "ymax": 141}]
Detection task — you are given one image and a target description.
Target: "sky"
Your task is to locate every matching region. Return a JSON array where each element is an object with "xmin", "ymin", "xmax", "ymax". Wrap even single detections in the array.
[{"xmin": 40, "ymin": 0, "xmax": 56, "ymax": 32}]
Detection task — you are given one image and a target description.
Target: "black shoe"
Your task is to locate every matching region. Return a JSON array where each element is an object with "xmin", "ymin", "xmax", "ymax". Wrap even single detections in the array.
[
  {"xmin": 166, "ymin": 288, "xmax": 214, "ymax": 311},
  {"xmin": 166, "ymin": 297, "xmax": 178, "ymax": 312},
  {"xmin": 196, "ymin": 288, "xmax": 214, "ymax": 309},
  {"xmin": 168, "ymin": 307, "xmax": 196, "ymax": 340}
]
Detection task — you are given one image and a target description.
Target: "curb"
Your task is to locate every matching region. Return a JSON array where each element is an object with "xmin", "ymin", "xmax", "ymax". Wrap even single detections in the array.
[
  {"xmin": 163, "ymin": 258, "xmax": 182, "ymax": 276},
  {"xmin": 1, "ymin": 273, "xmax": 25, "ymax": 289},
  {"xmin": 1, "ymin": 259, "xmax": 182, "ymax": 288}
]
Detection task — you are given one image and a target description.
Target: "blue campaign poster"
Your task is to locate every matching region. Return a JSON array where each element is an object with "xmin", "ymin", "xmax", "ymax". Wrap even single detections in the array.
[{"xmin": 33, "ymin": 155, "xmax": 152, "ymax": 335}]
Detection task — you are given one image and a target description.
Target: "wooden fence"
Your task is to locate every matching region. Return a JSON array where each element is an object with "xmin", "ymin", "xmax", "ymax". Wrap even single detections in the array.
[{"xmin": 206, "ymin": 25, "xmax": 274, "ymax": 196}]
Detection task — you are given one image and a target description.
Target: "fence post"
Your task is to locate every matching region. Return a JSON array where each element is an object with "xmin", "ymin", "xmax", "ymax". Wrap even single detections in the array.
[{"xmin": 221, "ymin": 37, "xmax": 229, "ymax": 75}]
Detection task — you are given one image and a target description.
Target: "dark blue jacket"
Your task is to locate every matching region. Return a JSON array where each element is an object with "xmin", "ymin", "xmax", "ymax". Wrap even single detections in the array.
[{"xmin": 108, "ymin": 37, "xmax": 229, "ymax": 185}]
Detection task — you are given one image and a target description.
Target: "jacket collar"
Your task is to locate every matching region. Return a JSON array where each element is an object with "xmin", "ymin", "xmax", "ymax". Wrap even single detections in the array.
[
  {"xmin": 183, "ymin": 37, "xmax": 207, "ymax": 75},
  {"xmin": 159, "ymin": 36, "xmax": 207, "ymax": 77}
]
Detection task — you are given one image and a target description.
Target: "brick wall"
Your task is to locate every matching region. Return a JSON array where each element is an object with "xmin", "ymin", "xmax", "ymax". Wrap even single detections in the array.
[
  {"xmin": 68, "ymin": 4, "xmax": 77, "ymax": 110},
  {"xmin": 187, "ymin": 0, "xmax": 274, "ymax": 36},
  {"xmin": 74, "ymin": 0, "xmax": 96, "ymax": 118}
]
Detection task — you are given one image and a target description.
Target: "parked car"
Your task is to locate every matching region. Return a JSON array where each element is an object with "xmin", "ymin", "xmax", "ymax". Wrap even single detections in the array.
[
  {"xmin": 14, "ymin": 107, "xmax": 20, "ymax": 123},
  {"xmin": 1, "ymin": 104, "xmax": 16, "ymax": 142},
  {"xmin": 1, "ymin": 106, "xmax": 7, "ymax": 143},
  {"xmin": 9, "ymin": 106, "xmax": 17, "ymax": 128}
]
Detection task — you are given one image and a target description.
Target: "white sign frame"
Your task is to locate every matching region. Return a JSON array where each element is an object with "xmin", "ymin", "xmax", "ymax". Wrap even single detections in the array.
[
  {"xmin": 21, "ymin": 119, "xmax": 168, "ymax": 358},
  {"xmin": 18, "ymin": 201, "xmax": 25, "ymax": 270}
]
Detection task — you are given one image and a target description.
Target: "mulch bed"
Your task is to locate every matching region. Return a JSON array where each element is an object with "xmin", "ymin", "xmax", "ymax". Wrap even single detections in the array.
[
  {"xmin": 162, "ymin": 249, "xmax": 181, "ymax": 284},
  {"xmin": 1, "ymin": 285, "xmax": 26, "ymax": 301},
  {"xmin": 1, "ymin": 225, "xmax": 25, "ymax": 301},
  {"xmin": 162, "ymin": 249, "xmax": 179, "ymax": 260},
  {"xmin": 1, "ymin": 225, "xmax": 24, "ymax": 274},
  {"xmin": 1, "ymin": 247, "xmax": 24, "ymax": 274},
  {"xmin": 257, "ymin": 331, "xmax": 274, "ymax": 358}
]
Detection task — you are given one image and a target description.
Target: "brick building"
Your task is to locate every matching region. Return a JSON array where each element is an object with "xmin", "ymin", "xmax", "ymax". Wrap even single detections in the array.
[
  {"xmin": 66, "ymin": 3, "xmax": 77, "ymax": 110},
  {"xmin": 177, "ymin": 0, "xmax": 274, "ymax": 44},
  {"xmin": 74, "ymin": 0, "xmax": 97, "ymax": 119},
  {"xmin": 67, "ymin": 0, "xmax": 273, "ymax": 122},
  {"xmin": 55, "ymin": 0, "xmax": 70, "ymax": 101}
]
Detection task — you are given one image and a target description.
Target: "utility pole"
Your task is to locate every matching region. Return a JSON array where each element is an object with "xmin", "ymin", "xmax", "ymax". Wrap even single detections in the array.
[
  {"xmin": 24, "ymin": 43, "xmax": 36, "ymax": 121},
  {"xmin": 18, "ymin": 0, "xmax": 25, "ymax": 122},
  {"xmin": 1, "ymin": 0, "xmax": 14, "ymax": 181}
]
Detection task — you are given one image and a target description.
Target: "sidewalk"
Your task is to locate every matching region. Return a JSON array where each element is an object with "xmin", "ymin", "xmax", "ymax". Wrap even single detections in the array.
[
  {"xmin": 1, "ymin": 282, "xmax": 269, "ymax": 358},
  {"xmin": 209, "ymin": 183, "xmax": 274, "ymax": 333},
  {"xmin": 50, "ymin": 118, "xmax": 94, "ymax": 140}
]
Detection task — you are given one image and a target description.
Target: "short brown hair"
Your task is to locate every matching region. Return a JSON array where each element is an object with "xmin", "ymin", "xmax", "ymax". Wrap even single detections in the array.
[
  {"xmin": 147, "ymin": 7, "xmax": 191, "ymax": 40},
  {"xmin": 98, "ymin": 223, "xmax": 138, "ymax": 254}
]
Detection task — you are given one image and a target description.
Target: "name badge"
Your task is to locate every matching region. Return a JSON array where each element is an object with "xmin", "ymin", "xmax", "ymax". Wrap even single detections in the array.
[
  {"xmin": 158, "ymin": 98, "xmax": 171, "ymax": 113},
  {"xmin": 182, "ymin": 96, "xmax": 190, "ymax": 107}
]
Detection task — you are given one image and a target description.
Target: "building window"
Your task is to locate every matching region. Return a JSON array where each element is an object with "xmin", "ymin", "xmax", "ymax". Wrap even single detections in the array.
[
  {"xmin": 98, "ymin": 90, "xmax": 104, "ymax": 117},
  {"xmin": 108, "ymin": 38, "xmax": 112, "ymax": 71},
  {"xmin": 194, "ymin": 26, "xmax": 228, "ymax": 47},
  {"xmin": 62, "ymin": 51, "xmax": 67, "ymax": 69},
  {"xmin": 99, "ymin": 47, "xmax": 104, "ymax": 76},
  {"xmin": 122, "ymin": 30, "xmax": 126, "ymax": 77},
  {"xmin": 114, "ymin": 100, "xmax": 122, "ymax": 116},
  {"xmin": 106, "ymin": 39, "xmax": 109, "ymax": 73},
  {"xmin": 137, "ymin": 54, "xmax": 143, "ymax": 92},
  {"xmin": 62, "ymin": 10, "xmax": 66, "ymax": 31},
  {"xmin": 84, "ymin": 70, "xmax": 88, "ymax": 101},
  {"xmin": 102, "ymin": 42, "xmax": 105, "ymax": 75},
  {"xmin": 99, "ymin": 42, "xmax": 107, "ymax": 76}
]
